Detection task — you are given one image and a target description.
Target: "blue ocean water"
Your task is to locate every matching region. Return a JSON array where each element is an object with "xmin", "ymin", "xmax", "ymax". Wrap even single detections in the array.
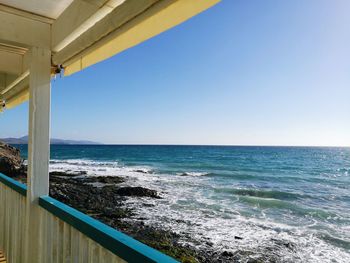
[{"xmin": 18, "ymin": 145, "xmax": 350, "ymax": 262}]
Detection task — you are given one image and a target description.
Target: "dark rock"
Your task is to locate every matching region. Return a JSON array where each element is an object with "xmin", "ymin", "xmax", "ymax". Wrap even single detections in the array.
[
  {"xmin": 115, "ymin": 186, "xmax": 161, "ymax": 198},
  {"xmin": 234, "ymin": 236, "xmax": 243, "ymax": 240},
  {"xmin": 271, "ymin": 238, "xmax": 296, "ymax": 252},
  {"xmin": 83, "ymin": 176, "xmax": 125, "ymax": 184},
  {"xmin": 221, "ymin": 251, "xmax": 234, "ymax": 257},
  {"xmin": 0, "ymin": 141, "xmax": 26, "ymax": 177},
  {"xmin": 143, "ymin": 203, "xmax": 155, "ymax": 207},
  {"xmin": 50, "ymin": 171, "xmax": 86, "ymax": 177},
  {"xmin": 135, "ymin": 169, "xmax": 151, "ymax": 174},
  {"xmin": 205, "ymin": 241, "xmax": 214, "ymax": 247}
]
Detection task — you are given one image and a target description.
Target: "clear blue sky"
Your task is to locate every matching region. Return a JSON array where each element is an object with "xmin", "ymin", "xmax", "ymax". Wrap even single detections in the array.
[{"xmin": 1, "ymin": 0, "xmax": 350, "ymax": 146}]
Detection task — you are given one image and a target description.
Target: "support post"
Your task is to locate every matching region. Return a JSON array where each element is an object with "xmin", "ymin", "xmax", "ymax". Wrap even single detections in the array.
[{"xmin": 25, "ymin": 47, "xmax": 51, "ymax": 263}]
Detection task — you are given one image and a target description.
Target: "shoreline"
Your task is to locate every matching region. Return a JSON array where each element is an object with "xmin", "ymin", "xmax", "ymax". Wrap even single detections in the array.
[
  {"xmin": 16, "ymin": 170, "xmax": 299, "ymax": 263},
  {"xmin": 14, "ymin": 171, "xmax": 240, "ymax": 263}
]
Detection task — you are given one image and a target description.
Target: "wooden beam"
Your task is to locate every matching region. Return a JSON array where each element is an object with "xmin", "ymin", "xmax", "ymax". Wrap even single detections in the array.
[
  {"xmin": 0, "ymin": 75, "xmax": 29, "ymax": 109},
  {"xmin": 53, "ymin": 0, "xmax": 159, "ymax": 65},
  {"xmin": 56, "ymin": 0, "xmax": 220, "ymax": 74},
  {"xmin": 0, "ymin": 73, "xmax": 18, "ymax": 92},
  {"xmin": 0, "ymin": 70, "xmax": 29, "ymax": 95},
  {"xmin": 0, "ymin": 43, "xmax": 27, "ymax": 55},
  {"xmin": 0, "ymin": 50, "xmax": 23, "ymax": 75},
  {"xmin": 0, "ymin": 10, "xmax": 50, "ymax": 48},
  {"xmin": 0, "ymin": 4, "xmax": 53, "ymax": 24},
  {"xmin": 25, "ymin": 47, "xmax": 51, "ymax": 263},
  {"xmin": 52, "ymin": 0, "xmax": 112, "ymax": 52}
]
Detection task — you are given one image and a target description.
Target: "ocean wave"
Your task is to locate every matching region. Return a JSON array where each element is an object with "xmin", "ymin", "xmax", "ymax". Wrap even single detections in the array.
[
  {"xmin": 176, "ymin": 172, "xmax": 211, "ymax": 177},
  {"xmin": 49, "ymin": 159, "xmax": 155, "ymax": 180},
  {"xmin": 47, "ymin": 157, "xmax": 350, "ymax": 262},
  {"xmin": 237, "ymin": 195, "xmax": 341, "ymax": 220},
  {"xmin": 128, "ymin": 198, "xmax": 350, "ymax": 263},
  {"xmin": 50, "ymin": 159, "xmax": 118, "ymax": 167},
  {"xmin": 238, "ymin": 195, "xmax": 295, "ymax": 209},
  {"xmin": 215, "ymin": 188, "xmax": 306, "ymax": 200},
  {"xmin": 317, "ymin": 232, "xmax": 350, "ymax": 251}
]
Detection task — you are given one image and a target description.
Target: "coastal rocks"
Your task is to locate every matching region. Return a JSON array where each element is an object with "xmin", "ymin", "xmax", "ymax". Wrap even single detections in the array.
[
  {"xmin": 123, "ymin": 222, "xmax": 199, "ymax": 263},
  {"xmin": 215, "ymin": 238, "xmax": 298, "ymax": 263},
  {"xmin": 49, "ymin": 173, "xmax": 131, "ymax": 220},
  {"xmin": 50, "ymin": 171, "xmax": 87, "ymax": 177},
  {"xmin": 114, "ymin": 186, "xmax": 161, "ymax": 198},
  {"xmin": 0, "ymin": 141, "xmax": 26, "ymax": 177},
  {"xmin": 49, "ymin": 172, "xmax": 160, "ymax": 213},
  {"xmin": 134, "ymin": 169, "xmax": 151, "ymax": 174},
  {"xmin": 83, "ymin": 175, "xmax": 125, "ymax": 184}
]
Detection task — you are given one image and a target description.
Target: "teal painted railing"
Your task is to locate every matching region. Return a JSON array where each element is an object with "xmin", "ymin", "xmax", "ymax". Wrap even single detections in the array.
[
  {"xmin": 39, "ymin": 196, "xmax": 179, "ymax": 263},
  {"xmin": 0, "ymin": 173, "xmax": 27, "ymax": 196}
]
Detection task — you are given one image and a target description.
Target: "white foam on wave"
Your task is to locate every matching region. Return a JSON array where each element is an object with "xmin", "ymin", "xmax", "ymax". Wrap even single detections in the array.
[
  {"xmin": 50, "ymin": 159, "xmax": 154, "ymax": 181},
  {"xmin": 49, "ymin": 158, "xmax": 350, "ymax": 263},
  {"xmin": 126, "ymin": 188, "xmax": 350, "ymax": 263},
  {"xmin": 176, "ymin": 172, "xmax": 210, "ymax": 177}
]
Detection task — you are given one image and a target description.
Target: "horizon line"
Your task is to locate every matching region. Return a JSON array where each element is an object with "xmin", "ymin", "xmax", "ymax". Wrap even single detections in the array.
[
  {"xmin": 3, "ymin": 136, "xmax": 349, "ymax": 148},
  {"xmin": 9, "ymin": 142, "xmax": 350, "ymax": 148}
]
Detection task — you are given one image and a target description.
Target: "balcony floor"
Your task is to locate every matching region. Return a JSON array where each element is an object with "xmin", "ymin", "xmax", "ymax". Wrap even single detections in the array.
[{"xmin": 0, "ymin": 250, "xmax": 6, "ymax": 262}]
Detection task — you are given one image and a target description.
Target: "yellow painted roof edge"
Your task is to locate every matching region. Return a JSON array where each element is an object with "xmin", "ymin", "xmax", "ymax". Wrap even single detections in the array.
[
  {"xmin": 5, "ymin": 88, "xmax": 29, "ymax": 109},
  {"xmin": 64, "ymin": 0, "xmax": 220, "ymax": 76}
]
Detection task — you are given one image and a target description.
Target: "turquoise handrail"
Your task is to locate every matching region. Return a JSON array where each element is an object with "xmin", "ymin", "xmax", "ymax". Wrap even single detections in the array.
[
  {"xmin": 0, "ymin": 172, "xmax": 27, "ymax": 196},
  {"xmin": 39, "ymin": 196, "xmax": 179, "ymax": 263}
]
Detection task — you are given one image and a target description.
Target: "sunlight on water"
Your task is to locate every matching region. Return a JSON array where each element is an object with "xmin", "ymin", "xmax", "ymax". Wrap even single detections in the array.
[{"xmin": 17, "ymin": 145, "xmax": 350, "ymax": 262}]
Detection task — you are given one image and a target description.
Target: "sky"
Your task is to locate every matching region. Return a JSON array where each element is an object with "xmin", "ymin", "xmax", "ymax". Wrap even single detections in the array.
[{"xmin": 1, "ymin": 0, "xmax": 350, "ymax": 146}]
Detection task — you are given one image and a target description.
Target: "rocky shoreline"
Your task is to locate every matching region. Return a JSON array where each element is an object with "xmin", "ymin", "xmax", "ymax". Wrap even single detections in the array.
[
  {"xmin": 13, "ymin": 171, "xmax": 242, "ymax": 262},
  {"xmin": 19, "ymin": 171, "xmax": 246, "ymax": 262},
  {"xmin": 0, "ymin": 141, "xmax": 242, "ymax": 263}
]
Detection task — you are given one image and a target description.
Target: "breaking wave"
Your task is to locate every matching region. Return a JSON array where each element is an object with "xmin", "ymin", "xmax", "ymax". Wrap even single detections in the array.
[{"xmin": 48, "ymin": 157, "xmax": 350, "ymax": 263}]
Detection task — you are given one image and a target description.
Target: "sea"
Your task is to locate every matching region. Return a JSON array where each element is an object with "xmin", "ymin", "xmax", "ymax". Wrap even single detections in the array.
[{"xmin": 17, "ymin": 145, "xmax": 350, "ymax": 262}]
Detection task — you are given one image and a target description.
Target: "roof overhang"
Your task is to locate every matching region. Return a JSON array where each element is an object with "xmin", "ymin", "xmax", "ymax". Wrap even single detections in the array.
[{"xmin": 0, "ymin": 0, "xmax": 220, "ymax": 110}]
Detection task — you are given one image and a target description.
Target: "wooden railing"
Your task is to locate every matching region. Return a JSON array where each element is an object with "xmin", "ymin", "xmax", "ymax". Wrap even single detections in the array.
[{"xmin": 0, "ymin": 173, "xmax": 178, "ymax": 263}]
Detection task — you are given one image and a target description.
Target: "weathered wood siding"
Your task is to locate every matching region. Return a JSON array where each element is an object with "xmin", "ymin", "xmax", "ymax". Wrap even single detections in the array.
[
  {"xmin": 0, "ymin": 182, "xmax": 26, "ymax": 263},
  {"xmin": 39, "ymin": 208, "xmax": 126, "ymax": 263}
]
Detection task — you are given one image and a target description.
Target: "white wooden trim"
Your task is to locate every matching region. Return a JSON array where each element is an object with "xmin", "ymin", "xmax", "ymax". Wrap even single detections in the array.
[
  {"xmin": 0, "ymin": 4, "xmax": 54, "ymax": 24},
  {"xmin": 52, "ymin": 0, "xmax": 111, "ymax": 52},
  {"xmin": 25, "ymin": 47, "xmax": 51, "ymax": 263},
  {"xmin": 0, "ymin": 70, "xmax": 29, "ymax": 95}
]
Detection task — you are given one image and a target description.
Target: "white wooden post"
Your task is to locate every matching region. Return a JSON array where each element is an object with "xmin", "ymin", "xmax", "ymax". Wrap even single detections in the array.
[{"xmin": 25, "ymin": 47, "xmax": 51, "ymax": 263}]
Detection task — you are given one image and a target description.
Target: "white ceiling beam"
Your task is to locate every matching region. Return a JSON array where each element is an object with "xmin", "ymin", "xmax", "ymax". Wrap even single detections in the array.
[
  {"xmin": 0, "ymin": 43, "xmax": 27, "ymax": 55},
  {"xmin": 0, "ymin": 50, "xmax": 23, "ymax": 75},
  {"xmin": 52, "ymin": 0, "xmax": 115, "ymax": 52},
  {"xmin": 0, "ymin": 4, "xmax": 54, "ymax": 24},
  {"xmin": 0, "ymin": 73, "xmax": 17, "ymax": 91},
  {"xmin": 0, "ymin": 70, "xmax": 28, "ymax": 104},
  {"xmin": 0, "ymin": 9, "xmax": 50, "ymax": 48},
  {"xmin": 0, "ymin": 70, "xmax": 29, "ymax": 95},
  {"xmin": 53, "ymin": 0, "xmax": 159, "ymax": 65},
  {"xmin": 0, "ymin": 74, "xmax": 28, "ymax": 102}
]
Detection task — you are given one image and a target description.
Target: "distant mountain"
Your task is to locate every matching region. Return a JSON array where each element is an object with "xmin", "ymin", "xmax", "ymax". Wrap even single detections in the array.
[{"xmin": 0, "ymin": 136, "xmax": 101, "ymax": 145}]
